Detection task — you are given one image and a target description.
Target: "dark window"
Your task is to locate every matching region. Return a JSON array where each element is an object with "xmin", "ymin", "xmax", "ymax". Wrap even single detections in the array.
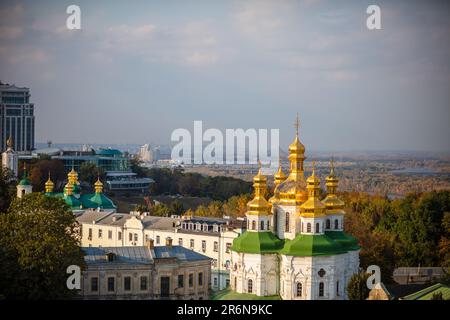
[
  {"xmin": 189, "ymin": 273, "xmax": 194, "ymax": 287},
  {"xmin": 190, "ymin": 239, "xmax": 194, "ymax": 248},
  {"xmin": 129, "ymin": 233, "xmax": 133, "ymax": 241},
  {"xmin": 251, "ymin": 221, "xmax": 256, "ymax": 230},
  {"xmin": 248, "ymin": 279, "xmax": 253, "ymax": 293},
  {"xmin": 213, "ymin": 241, "xmax": 218, "ymax": 252},
  {"xmin": 315, "ymin": 223, "xmax": 320, "ymax": 233},
  {"xmin": 336, "ymin": 281, "xmax": 339, "ymax": 296},
  {"xmin": 226, "ymin": 243, "xmax": 231, "ymax": 253},
  {"xmin": 296, "ymin": 282, "xmax": 302, "ymax": 297},
  {"xmin": 319, "ymin": 282, "xmax": 324, "ymax": 297},
  {"xmin": 260, "ymin": 220, "xmax": 264, "ymax": 230},
  {"xmin": 307, "ymin": 223, "xmax": 311, "ymax": 233},
  {"xmin": 107, "ymin": 277, "xmax": 115, "ymax": 292},
  {"xmin": 178, "ymin": 274, "xmax": 184, "ymax": 288},
  {"xmin": 202, "ymin": 240, "xmax": 206, "ymax": 252},
  {"xmin": 285, "ymin": 212, "xmax": 290, "ymax": 232},
  {"xmin": 108, "ymin": 230, "xmax": 112, "ymax": 239},
  {"xmin": 91, "ymin": 277, "xmax": 98, "ymax": 292},
  {"xmin": 124, "ymin": 276, "xmax": 131, "ymax": 291},
  {"xmin": 326, "ymin": 219, "xmax": 331, "ymax": 229},
  {"xmin": 98, "ymin": 229, "xmax": 102, "ymax": 238},
  {"xmin": 179, "ymin": 238, "xmax": 183, "ymax": 246},
  {"xmin": 88, "ymin": 228, "xmax": 92, "ymax": 239},
  {"xmin": 334, "ymin": 219, "xmax": 339, "ymax": 229},
  {"xmin": 156, "ymin": 235, "xmax": 160, "ymax": 244},
  {"xmin": 140, "ymin": 276, "xmax": 148, "ymax": 290},
  {"xmin": 198, "ymin": 272, "xmax": 203, "ymax": 286},
  {"xmin": 267, "ymin": 220, "xmax": 270, "ymax": 230},
  {"xmin": 318, "ymin": 268, "xmax": 326, "ymax": 277}
]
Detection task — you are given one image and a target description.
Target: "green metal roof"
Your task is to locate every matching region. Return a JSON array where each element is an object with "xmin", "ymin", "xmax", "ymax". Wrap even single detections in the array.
[
  {"xmin": 280, "ymin": 234, "xmax": 347, "ymax": 257},
  {"xmin": 80, "ymin": 193, "xmax": 116, "ymax": 209},
  {"xmin": 18, "ymin": 178, "xmax": 30, "ymax": 186},
  {"xmin": 325, "ymin": 231, "xmax": 360, "ymax": 251},
  {"xmin": 402, "ymin": 283, "xmax": 450, "ymax": 300},
  {"xmin": 231, "ymin": 231, "xmax": 285, "ymax": 254},
  {"xmin": 95, "ymin": 148, "xmax": 122, "ymax": 156},
  {"xmin": 63, "ymin": 194, "xmax": 82, "ymax": 209}
]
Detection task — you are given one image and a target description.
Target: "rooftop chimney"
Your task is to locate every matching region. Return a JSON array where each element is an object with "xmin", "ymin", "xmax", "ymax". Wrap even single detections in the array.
[{"xmin": 166, "ymin": 237, "xmax": 173, "ymax": 248}]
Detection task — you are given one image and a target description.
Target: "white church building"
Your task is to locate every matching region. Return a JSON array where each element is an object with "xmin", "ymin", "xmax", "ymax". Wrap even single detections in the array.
[{"xmin": 230, "ymin": 120, "xmax": 360, "ymax": 300}]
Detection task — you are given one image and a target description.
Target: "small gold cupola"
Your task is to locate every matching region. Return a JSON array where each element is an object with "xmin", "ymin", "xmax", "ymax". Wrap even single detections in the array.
[
  {"xmin": 45, "ymin": 171, "xmax": 54, "ymax": 193},
  {"xmin": 64, "ymin": 182, "xmax": 74, "ymax": 196},
  {"xmin": 300, "ymin": 161, "xmax": 326, "ymax": 217},
  {"xmin": 269, "ymin": 159, "xmax": 286, "ymax": 204},
  {"xmin": 246, "ymin": 162, "xmax": 270, "ymax": 215},
  {"xmin": 322, "ymin": 159, "xmax": 345, "ymax": 214},
  {"xmin": 94, "ymin": 177, "xmax": 104, "ymax": 194},
  {"xmin": 68, "ymin": 167, "xmax": 79, "ymax": 185}
]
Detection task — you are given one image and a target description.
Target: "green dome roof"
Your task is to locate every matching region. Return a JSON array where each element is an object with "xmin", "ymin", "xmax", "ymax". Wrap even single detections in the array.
[
  {"xmin": 231, "ymin": 231, "xmax": 284, "ymax": 254},
  {"xmin": 280, "ymin": 234, "xmax": 347, "ymax": 257},
  {"xmin": 72, "ymin": 183, "xmax": 81, "ymax": 194},
  {"xmin": 64, "ymin": 194, "xmax": 82, "ymax": 209},
  {"xmin": 18, "ymin": 178, "xmax": 30, "ymax": 186},
  {"xmin": 80, "ymin": 193, "xmax": 116, "ymax": 209},
  {"xmin": 325, "ymin": 231, "xmax": 360, "ymax": 251}
]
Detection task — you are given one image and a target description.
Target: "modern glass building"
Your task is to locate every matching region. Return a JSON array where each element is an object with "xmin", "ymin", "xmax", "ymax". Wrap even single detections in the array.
[{"xmin": 0, "ymin": 82, "xmax": 35, "ymax": 153}]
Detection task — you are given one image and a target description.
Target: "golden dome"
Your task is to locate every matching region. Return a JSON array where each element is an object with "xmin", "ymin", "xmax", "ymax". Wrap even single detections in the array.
[
  {"xmin": 323, "ymin": 159, "xmax": 345, "ymax": 214},
  {"xmin": 45, "ymin": 172, "xmax": 54, "ymax": 193},
  {"xmin": 68, "ymin": 168, "xmax": 79, "ymax": 184},
  {"xmin": 274, "ymin": 160, "xmax": 286, "ymax": 184},
  {"xmin": 94, "ymin": 177, "xmax": 104, "ymax": 193},
  {"xmin": 247, "ymin": 162, "xmax": 270, "ymax": 215},
  {"xmin": 6, "ymin": 136, "xmax": 13, "ymax": 148},
  {"xmin": 300, "ymin": 162, "xmax": 326, "ymax": 217},
  {"xmin": 288, "ymin": 135, "xmax": 305, "ymax": 154},
  {"xmin": 64, "ymin": 182, "xmax": 74, "ymax": 196}
]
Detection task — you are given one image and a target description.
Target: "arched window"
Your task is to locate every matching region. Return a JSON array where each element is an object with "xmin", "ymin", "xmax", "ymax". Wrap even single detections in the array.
[
  {"xmin": 336, "ymin": 281, "xmax": 340, "ymax": 296},
  {"xmin": 334, "ymin": 219, "xmax": 339, "ymax": 230},
  {"xmin": 260, "ymin": 220, "xmax": 264, "ymax": 231},
  {"xmin": 326, "ymin": 219, "xmax": 330, "ymax": 229},
  {"xmin": 319, "ymin": 282, "xmax": 324, "ymax": 297},
  {"xmin": 307, "ymin": 223, "xmax": 311, "ymax": 233},
  {"xmin": 267, "ymin": 220, "xmax": 270, "ymax": 230},
  {"xmin": 315, "ymin": 223, "xmax": 320, "ymax": 233},
  {"xmin": 285, "ymin": 212, "xmax": 290, "ymax": 232},
  {"xmin": 252, "ymin": 221, "xmax": 256, "ymax": 230},
  {"xmin": 248, "ymin": 279, "xmax": 253, "ymax": 293},
  {"xmin": 296, "ymin": 282, "xmax": 302, "ymax": 297}
]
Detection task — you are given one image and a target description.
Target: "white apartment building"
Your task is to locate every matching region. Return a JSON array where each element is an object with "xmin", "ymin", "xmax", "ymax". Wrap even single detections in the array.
[{"xmin": 77, "ymin": 210, "xmax": 245, "ymax": 290}]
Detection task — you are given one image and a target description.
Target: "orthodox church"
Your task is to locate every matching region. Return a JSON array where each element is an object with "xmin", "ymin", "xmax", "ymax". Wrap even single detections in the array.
[
  {"xmin": 16, "ymin": 163, "xmax": 116, "ymax": 213},
  {"xmin": 230, "ymin": 117, "xmax": 360, "ymax": 300}
]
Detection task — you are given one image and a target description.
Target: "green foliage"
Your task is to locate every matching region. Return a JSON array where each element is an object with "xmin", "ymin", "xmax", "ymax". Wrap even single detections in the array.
[
  {"xmin": 431, "ymin": 292, "xmax": 443, "ymax": 300},
  {"xmin": 25, "ymin": 159, "xmax": 66, "ymax": 192},
  {"xmin": 185, "ymin": 194, "xmax": 251, "ymax": 218},
  {"xmin": 0, "ymin": 193, "xmax": 85, "ymax": 299},
  {"xmin": 347, "ymin": 272, "xmax": 370, "ymax": 300},
  {"xmin": 151, "ymin": 203, "xmax": 171, "ymax": 217},
  {"xmin": 79, "ymin": 162, "xmax": 105, "ymax": 185},
  {"xmin": 0, "ymin": 166, "xmax": 15, "ymax": 213},
  {"xmin": 170, "ymin": 200, "xmax": 184, "ymax": 216}
]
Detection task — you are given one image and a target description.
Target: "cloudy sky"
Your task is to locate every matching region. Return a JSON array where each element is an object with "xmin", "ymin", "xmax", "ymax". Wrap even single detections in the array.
[{"xmin": 0, "ymin": 0, "xmax": 449, "ymax": 152}]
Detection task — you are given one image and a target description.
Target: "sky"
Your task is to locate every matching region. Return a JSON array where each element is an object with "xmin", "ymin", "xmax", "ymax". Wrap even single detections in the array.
[{"xmin": 0, "ymin": 0, "xmax": 449, "ymax": 152}]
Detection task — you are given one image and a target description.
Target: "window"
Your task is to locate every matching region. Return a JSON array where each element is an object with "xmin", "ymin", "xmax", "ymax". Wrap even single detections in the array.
[
  {"xmin": 129, "ymin": 233, "xmax": 133, "ymax": 242},
  {"xmin": 334, "ymin": 219, "xmax": 339, "ymax": 230},
  {"xmin": 178, "ymin": 238, "xmax": 183, "ymax": 246},
  {"xmin": 189, "ymin": 274, "xmax": 194, "ymax": 287},
  {"xmin": 108, "ymin": 230, "xmax": 112, "ymax": 239},
  {"xmin": 319, "ymin": 282, "xmax": 324, "ymax": 297},
  {"xmin": 307, "ymin": 223, "xmax": 311, "ymax": 233},
  {"xmin": 178, "ymin": 274, "xmax": 184, "ymax": 288},
  {"xmin": 226, "ymin": 243, "xmax": 231, "ymax": 253},
  {"xmin": 107, "ymin": 277, "xmax": 115, "ymax": 292},
  {"xmin": 248, "ymin": 279, "xmax": 253, "ymax": 293},
  {"xmin": 134, "ymin": 233, "xmax": 138, "ymax": 242},
  {"xmin": 315, "ymin": 223, "xmax": 320, "ymax": 233},
  {"xmin": 226, "ymin": 279, "xmax": 230, "ymax": 287},
  {"xmin": 88, "ymin": 228, "xmax": 92, "ymax": 239},
  {"xmin": 285, "ymin": 212, "xmax": 290, "ymax": 232},
  {"xmin": 251, "ymin": 221, "xmax": 256, "ymax": 230},
  {"xmin": 234, "ymin": 277, "xmax": 237, "ymax": 289},
  {"xmin": 91, "ymin": 277, "xmax": 98, "ymax": 292},
  {"xmin": 296, "ymin": 282, "xmax": 302, "ymax": 297},
  {"xmin": 190, "ymin": 239, "xmax": 194, "ymax": 249},
  {"xmin": 336, "ymin": 281, "xmax": 340, "ymax": 296},
  {"xmin": 118, "ymin": 231, "xmax": 122, "ymax": 240},
  {"xmin": 267, "ymin": 220, "xmax": 270, "ymax": 230},
  {"xmin": 156, "ymin": 235, "xmax": 160, "ymax": 244},
  {"xmin": 98, "ymin": 229, "xmax": 103, "ymax": 238},
  {"xmin": 213, "ymin": 241, "xmax": 218, "ymax": 252},
  {"xmin": 260, "ymin": 220, "xmax": 264, "ymax": 230},
  {"xmin": 124, "ymin": 276, "xmax": 131, "ymax": 291},
  {"xmin": 326, "ymin": 219, "xmax": 331, "ymax": 229},
  {"xmin": 140, "ymin": 276, "xmax": 148, "ymax": 291},
  {"xmin": 202, "ymin": 240, "xmax": 206, "ymax": 252},
  {"xmin": 213, "ymin": 277, "xmax": 218, "ymax": 287},
  {"xmin": 198, "ymin": 272, "xmax": 203, "ymax": 286}
]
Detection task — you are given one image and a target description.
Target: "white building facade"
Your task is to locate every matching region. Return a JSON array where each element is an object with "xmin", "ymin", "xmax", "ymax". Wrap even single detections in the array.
[{"xmin": 231, "ymin": 125, "xmax": 360, "ymax": 300}]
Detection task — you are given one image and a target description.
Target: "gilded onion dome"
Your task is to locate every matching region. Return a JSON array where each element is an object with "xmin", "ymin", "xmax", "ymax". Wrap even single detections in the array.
[
  {"xmin": 246, "ymin": 162, "xmax": 270, "ymax": 215},
  {"xmin": 277, "ymin": 114, "xmax": 307, "ymax": 204},
  {"xmin": 64, "ymin": 181, "xmax": 74, "ymax": 196},
  {"xmin": 269, "ymin": 159, "xmax": 287, "ymax": 204},
  {"xmin": 94, "ymin": 177, "xmax": 104, "ymax": 193},
  {"xmin": 45, "ymin": 172, "xmax": 54, "ymax": 193},
  {"xmin": 68, "ymin": 168, "xmax": 79, "ymax": 184},
  {"xmin": 300, "ymin": 162, "xmax": 326, "ymax": 217},
  {"xmin": 322, "ymin": 159, "xmax": 345, "ymax": 214}
]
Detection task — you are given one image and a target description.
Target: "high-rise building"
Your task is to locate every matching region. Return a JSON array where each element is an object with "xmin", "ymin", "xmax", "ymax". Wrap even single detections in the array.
[{"xmin": 0, "ymin": 82, "xmax": 35, "ymax": 153}]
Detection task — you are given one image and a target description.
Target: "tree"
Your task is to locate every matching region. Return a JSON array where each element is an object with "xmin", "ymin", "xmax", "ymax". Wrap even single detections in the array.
[
  {"xmin": 431, "ymin": 292, "xmax": 443, "ymax": 300},
  {"xmin": 170, "ymin": 200, "xmax": 184, "ymax": 216},
  {"xmin": 347, "ymin": 272, "xmax": 370, "ymax": 300},
  {"xmin": 0, "ymin": 167, "xmax": 15, "ymax": 214},
  {"xmin": 79, "ymin": 162, "xmax": 105, "ymax": 185},
  {"xmin": 0, "ymin": 193, "xmax": 85, "ymax": 299},
  {"xmin": 151, "ymin": 203, "xmax": 171, "ymax": 217},
  {"xmin": 28, "ymin": 159, "xmax": 66, "ymax": 192}
]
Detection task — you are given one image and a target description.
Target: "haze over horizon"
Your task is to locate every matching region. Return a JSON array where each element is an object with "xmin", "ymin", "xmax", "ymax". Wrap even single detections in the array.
[{"xmin": 1, "ymin": 0, "xmax": 449, "ymax": 152}]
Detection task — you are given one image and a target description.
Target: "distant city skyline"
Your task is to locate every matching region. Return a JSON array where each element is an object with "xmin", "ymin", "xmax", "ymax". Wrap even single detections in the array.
[{"xmin": 1, "ymin": 0, "xmax": 449, "ymax": 152}]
